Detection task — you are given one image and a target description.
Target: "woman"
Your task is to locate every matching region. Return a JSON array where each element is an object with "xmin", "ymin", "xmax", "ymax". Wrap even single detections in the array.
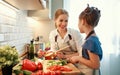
[
  {"xmin": 69, "ymin": 5, "xmax": 103, "ymax": 75},
  {"xmin": 49, "ymin": 8, "xmax": 83, "ymax": 59}
]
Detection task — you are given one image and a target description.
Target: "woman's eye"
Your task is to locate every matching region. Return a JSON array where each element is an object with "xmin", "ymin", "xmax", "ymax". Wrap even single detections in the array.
[
  {"xmin": 60, "ymin": 20, "xmax": 63, "ymax": 22},
  {"xmin": 59, "ymin": 19, "xmax": 68, "ymax": 22}
]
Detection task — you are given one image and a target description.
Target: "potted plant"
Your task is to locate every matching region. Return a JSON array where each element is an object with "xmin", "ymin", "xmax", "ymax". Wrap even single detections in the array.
[{"xmin": 0, "ymin": 45, "xmax": 20, "ymax": 75}]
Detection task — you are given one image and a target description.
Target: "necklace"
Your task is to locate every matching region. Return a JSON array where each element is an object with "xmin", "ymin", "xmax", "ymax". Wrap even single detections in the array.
[{"xmin": 85, "ymin": 30, "xmax": 95, "ymax": 40}]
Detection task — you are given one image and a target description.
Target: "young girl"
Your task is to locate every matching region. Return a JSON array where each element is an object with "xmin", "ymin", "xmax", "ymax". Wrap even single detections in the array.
[{"xmin": 69, "ymin": 4, "xmax": 103, "ymax": 75}]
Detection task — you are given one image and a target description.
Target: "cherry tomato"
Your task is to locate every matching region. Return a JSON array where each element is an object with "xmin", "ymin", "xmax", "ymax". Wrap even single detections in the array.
[{"xmin": 37, "ymin": 62, "xmax": 43, "ymax": 70}]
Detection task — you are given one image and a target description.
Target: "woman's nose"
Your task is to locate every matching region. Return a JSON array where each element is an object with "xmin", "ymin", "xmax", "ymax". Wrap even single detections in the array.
[{"xmin": 61, "ymin": 22, "xmax": 67, "ymax": 26}]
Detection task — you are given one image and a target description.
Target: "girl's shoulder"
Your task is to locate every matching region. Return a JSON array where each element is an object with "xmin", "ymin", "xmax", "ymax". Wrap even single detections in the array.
[
  {"xmin": 86, "ymin": 36, "xmax": 101, "ymax": 45},
  {"xmin": 87, "ymin": 36, "xmax": 99, "ymax": 41}
]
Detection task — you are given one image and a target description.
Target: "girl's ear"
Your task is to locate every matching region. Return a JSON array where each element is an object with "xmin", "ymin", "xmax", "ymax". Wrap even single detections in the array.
[
  {"xmin": 82, "ymin": 19, "xmax": 88, "ymax": 26},
  {"xmin": 81, "ymin": 19, "xmax": 86, "ymax": 25}
]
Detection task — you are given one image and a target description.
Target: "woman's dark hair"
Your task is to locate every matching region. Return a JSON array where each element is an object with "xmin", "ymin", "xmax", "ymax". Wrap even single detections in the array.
[{"xmin": 79, "ymin": 4, "xmax": 101, "ymax": 27}]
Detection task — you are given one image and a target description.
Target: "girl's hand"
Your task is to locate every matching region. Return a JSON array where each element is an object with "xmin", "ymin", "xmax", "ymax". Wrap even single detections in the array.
[{"xmin": 69, "ymin": 56, "xmax": 80, "ymax": 63}]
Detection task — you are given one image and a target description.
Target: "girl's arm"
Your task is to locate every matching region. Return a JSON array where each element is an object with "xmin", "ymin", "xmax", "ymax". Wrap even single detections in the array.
[{"xmin": 70, "ymin": 50, "xmax": 100, "ymax": 69}]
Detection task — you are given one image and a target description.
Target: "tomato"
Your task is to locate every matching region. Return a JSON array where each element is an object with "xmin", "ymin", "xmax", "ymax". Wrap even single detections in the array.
[
  {"xmin": 43, "ymin": 71, "xmax": 51, "ymax": 75},
  {"xmin": 36, "ymin": 70, "xmax": 43, "ymax": 75},
  {"xmin": 31, "ymin": 73, "xmax": 36, "ymax": 75},
  {"xmin": 55, "ymin": 71, "xmax": 61, "ymax": 75},
  {"xmin": 37, "ymin": 62, "xmax": 43, "ymax": 70},
  {"xmin": 51, "ymin": 71, "xmax": 56, "ymax": 75},
  {"xmin": 47, "ymin": 65, "xmax": 72, "ymax": 71}
]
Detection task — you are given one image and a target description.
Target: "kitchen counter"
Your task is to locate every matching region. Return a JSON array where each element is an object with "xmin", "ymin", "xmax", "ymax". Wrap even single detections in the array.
[{"xmin": 0, "ymin": 59, "xmax": 82, "ymax": 75}]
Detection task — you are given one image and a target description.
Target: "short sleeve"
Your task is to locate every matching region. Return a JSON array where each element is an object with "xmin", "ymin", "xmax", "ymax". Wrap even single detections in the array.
[{"xmin": 82, "ymin": 36, "xmax": 103, "ymax": 60}]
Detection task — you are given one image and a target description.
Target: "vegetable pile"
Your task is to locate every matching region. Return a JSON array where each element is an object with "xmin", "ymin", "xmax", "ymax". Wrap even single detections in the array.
[{"xmin": 13, "ymin": 59, "xmax": 72, "ymax": 75}]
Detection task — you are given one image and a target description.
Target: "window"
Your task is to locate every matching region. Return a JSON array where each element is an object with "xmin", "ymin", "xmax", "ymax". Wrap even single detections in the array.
[{"xmin": 67, "ymin": 0, "xmax": 120, "ymax": 55}]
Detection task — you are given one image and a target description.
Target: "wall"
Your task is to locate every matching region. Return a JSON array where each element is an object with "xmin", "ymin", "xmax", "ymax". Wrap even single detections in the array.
[
  {"xmin": 0, "ymin": 1, "xmax": 55, "ymax": 54},
  {"xmin": 0, "ymin": 2, "xmax": 33, "ymax": 54},
  {"xmin": 28, "ymin": 19, "xmax": 55, "ymax": 43},
  {"xmin": 49, "ymin": 0, "xmax": 63, "ymax": 19},
  {"xmin": 67, "ymin": 0, "xmax": 120, "ymax": 75}
]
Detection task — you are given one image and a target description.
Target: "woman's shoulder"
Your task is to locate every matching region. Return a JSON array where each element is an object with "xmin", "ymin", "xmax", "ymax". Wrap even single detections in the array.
[
  {"xmin": 50, "ymin": 29, "xmax": 57, "ymax": 35},
  {"xmin": 68, "ymin": 28, "xmax": 80, "ymax": 34},
  {"xmin": 68, "ymin": 28, "xmax": 83, "ymax": 41}
]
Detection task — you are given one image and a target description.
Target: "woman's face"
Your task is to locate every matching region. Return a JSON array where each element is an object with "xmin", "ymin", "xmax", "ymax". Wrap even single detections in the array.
[{"xmin": 55, "ymin": 14, "xmax": 68, "ymax": 31}]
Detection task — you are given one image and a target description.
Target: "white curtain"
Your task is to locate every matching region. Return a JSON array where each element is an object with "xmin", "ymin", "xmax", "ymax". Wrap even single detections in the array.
[{"xmin": 66, "ymin": 0, "xmax": 120, "ymax": 75}]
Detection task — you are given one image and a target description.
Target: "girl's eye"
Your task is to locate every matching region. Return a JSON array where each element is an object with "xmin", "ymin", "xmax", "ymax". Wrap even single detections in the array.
[{"xmin": 65, "ymin": 20, "xmax": 68, "ymax": 22}]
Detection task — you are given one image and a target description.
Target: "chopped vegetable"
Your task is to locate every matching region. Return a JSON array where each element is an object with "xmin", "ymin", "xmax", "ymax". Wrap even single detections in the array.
[
  {"xmin": 47, "ymin": 65, "xmax": 72, "ymax": 71},
  {"xmin": 46, "ymin": 60, "xmax": 67, "ymax": 67},
  {"xmin": 22, "ymin": 70, "xmax": 32, "ymax": 75}
]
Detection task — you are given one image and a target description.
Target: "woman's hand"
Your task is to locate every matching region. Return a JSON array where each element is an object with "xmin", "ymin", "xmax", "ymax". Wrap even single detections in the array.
[
  {"xmin": 56, "ymin": 52, "xmax": 66, "ymax": 59},
  {"xmin": 37, "ymin": 49, "xmax": 45, "ymax": 58}
]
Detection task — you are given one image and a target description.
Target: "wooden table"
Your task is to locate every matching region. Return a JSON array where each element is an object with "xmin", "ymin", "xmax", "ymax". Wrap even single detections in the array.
[
  {"xmin": 0, "ymin": 70, "xmax": 2, "ymax": 75},
  {"xmin": 42, "ymin": 60, "xmax": 81, "ymax": 75}
]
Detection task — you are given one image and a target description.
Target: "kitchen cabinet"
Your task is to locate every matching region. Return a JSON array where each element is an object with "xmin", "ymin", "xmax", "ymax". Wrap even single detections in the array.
[
  {"xmin": 2, "ymin": 0, "xmax": 46, "ymax": 10},
  {"xmin": 1, "ymin": 0, "xmax": 65, "ymax": 20},
  {"xmin": 49, "ymin": 0, "xmax": 63, "ymax": 19},
  {"xmin": 28, "ymin": 0, "xmax": 64, "ymax": 20}
]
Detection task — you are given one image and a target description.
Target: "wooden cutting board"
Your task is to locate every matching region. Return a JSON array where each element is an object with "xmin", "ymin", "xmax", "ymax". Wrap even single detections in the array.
[{"xmin": 42, "ymin": 60, "xmax": 81, "ymax": 75}]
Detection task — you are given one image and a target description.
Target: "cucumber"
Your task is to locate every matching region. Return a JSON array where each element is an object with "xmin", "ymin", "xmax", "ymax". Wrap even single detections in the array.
[
  {"xmin": 23, "ymin": 70, "xmax": 32, "ymax": 75},
  {"xmin": 13, "ymin": 70, "xmax": 23, "ymax": 75}
]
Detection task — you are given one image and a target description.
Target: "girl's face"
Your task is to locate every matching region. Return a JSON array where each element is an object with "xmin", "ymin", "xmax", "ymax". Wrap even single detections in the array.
[
  {"xmin": 55, "ymin": 14, "xmax": 68, "ymax": 31},
  {"xmin": 78, "ymin": 19, "xmax": 84, "ymax": 33}
]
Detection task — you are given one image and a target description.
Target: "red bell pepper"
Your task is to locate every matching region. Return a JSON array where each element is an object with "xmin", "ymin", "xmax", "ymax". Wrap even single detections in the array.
[{"xmin": 22, "ymin": 59, "xmax": 37, "ymax": 72}]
